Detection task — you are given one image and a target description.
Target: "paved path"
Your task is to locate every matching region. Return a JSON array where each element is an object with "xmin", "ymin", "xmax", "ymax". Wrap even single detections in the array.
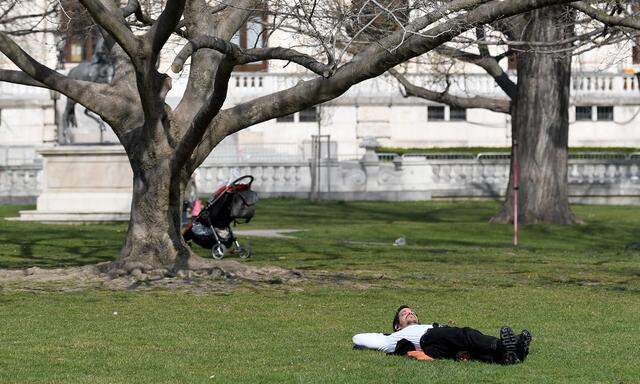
[{"xmin": 234, "ymin": 229, "xmax": 302, "ymax": 238}]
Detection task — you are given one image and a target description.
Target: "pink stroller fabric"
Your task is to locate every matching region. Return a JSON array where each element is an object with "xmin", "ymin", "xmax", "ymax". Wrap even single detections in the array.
[{"xmin": 191, "ymin": 199, "xmax": 202, "ymax": 217}]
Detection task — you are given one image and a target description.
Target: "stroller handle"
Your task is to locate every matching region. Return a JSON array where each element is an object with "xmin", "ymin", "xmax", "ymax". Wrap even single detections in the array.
[{"xmin": 230, "ymin": 175, "xmax": 254, "ymax": 187}]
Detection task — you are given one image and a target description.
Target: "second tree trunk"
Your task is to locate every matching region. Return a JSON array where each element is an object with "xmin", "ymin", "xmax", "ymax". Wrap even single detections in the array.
[{"xmin": 492, "ymin": 6, "xmax": 578, "ymax": 225}]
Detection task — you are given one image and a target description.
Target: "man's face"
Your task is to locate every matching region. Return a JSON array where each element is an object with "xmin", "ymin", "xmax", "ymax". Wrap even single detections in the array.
[{"xmin": 397, "ymin": 307, "xmax": 419, "ymax": 330}]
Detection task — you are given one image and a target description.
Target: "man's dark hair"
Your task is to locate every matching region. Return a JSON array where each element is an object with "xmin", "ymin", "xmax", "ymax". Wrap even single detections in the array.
[{"xmin": 392, "ymin": 305, "xmax": 410, "ymax": 332}]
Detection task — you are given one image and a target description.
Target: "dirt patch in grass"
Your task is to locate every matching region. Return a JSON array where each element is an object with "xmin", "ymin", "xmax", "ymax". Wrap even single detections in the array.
[
  {"xmin": 0, "ymin": 260, "xmax": 305, "ymax": 292},
  {"xmin": 0, "ymin": 262, "xmax": 397, "ymax": 292}
]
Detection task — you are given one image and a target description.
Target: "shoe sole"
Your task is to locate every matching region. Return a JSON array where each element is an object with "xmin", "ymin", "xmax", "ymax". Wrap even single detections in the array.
[
  {"xmin": 519, "ymin": 329, "xmax": 532, "ymax": 359},
  {"xmin": 500, "ymin": 326, "xmax": 520, "ymax": 365}
]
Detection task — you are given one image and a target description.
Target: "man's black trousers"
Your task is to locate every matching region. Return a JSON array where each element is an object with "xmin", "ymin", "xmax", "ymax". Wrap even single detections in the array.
[{"xmin": 419, "ymin": 326, "xmax": 500, "ymax": 363}]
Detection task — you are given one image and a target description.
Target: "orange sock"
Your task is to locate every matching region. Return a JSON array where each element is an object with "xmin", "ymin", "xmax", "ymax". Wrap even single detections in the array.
[{"xmin": 407, "ymin": 351, "xmax": 435, "ymax": 361}]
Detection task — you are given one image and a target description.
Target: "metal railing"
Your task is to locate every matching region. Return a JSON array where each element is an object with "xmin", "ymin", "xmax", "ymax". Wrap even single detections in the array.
[
  {"xmin": 394, "ymin": 151, "xmax": 640, "ymax": 161},
  {"xmin": 569, "ymin": 151, "xmax": 628, "ymax": 160},
  {"xmin": 377, "ymin": 152, "xmax": 399, "ymax": 162},
  {"xmin": 401, "ymin": 153, "xmax": 476, "ymax": 160}
]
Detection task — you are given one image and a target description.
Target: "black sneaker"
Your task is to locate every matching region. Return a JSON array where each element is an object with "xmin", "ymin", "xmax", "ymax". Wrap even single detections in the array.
[
  {"xmin": 516, "ymin": 330, "xmax": 532, "ymax": 362},
  {"xmin": 499, "ymin": 326, "xmax": 520, "ymax": 365}
]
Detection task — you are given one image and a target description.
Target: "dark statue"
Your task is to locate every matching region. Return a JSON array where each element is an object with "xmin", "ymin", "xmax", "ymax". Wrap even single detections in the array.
[{"xmin": 61, "ymin": 33, "xmax": 115, "ymax": 144}]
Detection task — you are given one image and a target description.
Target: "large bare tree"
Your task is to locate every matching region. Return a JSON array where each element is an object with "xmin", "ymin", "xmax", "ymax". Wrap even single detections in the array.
[
  {"xmin": 0, "ymin": 0, "xmax": 579, "ymax": 273},
  {"xmin": 391, "ymin": 2, "xmax": 640, "ymax": 225}
]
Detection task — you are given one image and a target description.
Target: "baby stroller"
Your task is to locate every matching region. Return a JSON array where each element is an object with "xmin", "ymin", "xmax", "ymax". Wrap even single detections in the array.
[{"xmin": 182, "ymin": 175, "xmax": 258, "ymax": 259}]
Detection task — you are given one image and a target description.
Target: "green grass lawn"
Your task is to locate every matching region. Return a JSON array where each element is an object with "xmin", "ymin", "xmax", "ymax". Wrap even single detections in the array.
[{"xmin": 1, "ymin": 200, "xmax": 639, "ymax": 383}]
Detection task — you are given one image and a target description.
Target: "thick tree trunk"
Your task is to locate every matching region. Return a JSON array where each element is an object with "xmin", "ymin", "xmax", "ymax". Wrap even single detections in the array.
[
  {"xmin": 114, "ymin": 157, "xmax": 202, "ymax": 273},
  {"xmin": 491, "ymin": 6, "xmax": 578, "ymax": 225}
]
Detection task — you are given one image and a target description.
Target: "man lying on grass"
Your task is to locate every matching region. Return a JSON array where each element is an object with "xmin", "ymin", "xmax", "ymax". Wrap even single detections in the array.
[{"xmin": 353, "ymin": 305, "xmax": 531, "ymax": 365}]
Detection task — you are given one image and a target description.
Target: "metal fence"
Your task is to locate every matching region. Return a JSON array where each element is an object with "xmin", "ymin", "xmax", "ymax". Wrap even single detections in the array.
[{"xmin": 393, "ymin": 151, "xmax": 640, "ymax": 162}]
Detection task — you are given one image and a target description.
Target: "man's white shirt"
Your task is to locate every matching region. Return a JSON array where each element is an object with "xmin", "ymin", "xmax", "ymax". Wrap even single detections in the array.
[{"xmin": 352, "ymin": 324, "xmax": 433, "ymax": 353}]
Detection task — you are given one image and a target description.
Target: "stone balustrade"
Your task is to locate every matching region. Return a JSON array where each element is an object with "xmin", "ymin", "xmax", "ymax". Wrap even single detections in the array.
[
  {"xmin": 197, "ymin": 155, "xmax": 640, "ymax": 204},
  {"xmin": 3, "ymin": 69, "xmax": 636, "ymax": 109},
  {"xmin": 165, "ymin": 71, "xmax": 640, "ymax": 105},
  {"xmin": 0, "ymin": 67, "xmax": 637, "ymax": 103},
  {"xmin": 568, "ymin": 160, "xmax": 640, "ymax": 184},
  {"xmin": 0, "ymin": 164, "xmax": 41, "ymax": 204},
  {"xmin": 6, "ymin": 147, "xmax": 640, "ymax": 221},
  {"xmin": 571, "ymin": 74, "xmax": 640, "ymax": 94},
  {"xmin": 198, "ymin": 162, "xmax": 312, "ymax": 196}
]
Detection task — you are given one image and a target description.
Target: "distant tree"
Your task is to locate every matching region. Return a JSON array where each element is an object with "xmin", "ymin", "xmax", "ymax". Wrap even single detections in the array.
[{"xmin": 391, "ymin": 2, "xmax": 640, "ymax": 225}]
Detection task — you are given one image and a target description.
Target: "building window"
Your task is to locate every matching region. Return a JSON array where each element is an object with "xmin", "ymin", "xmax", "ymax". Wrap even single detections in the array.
[
  {"xmin": 597, "ymin": 106, "xmax": 613, "ymax": 121},
  {"xmin": 299, "ymin": 107, "xmax": 318, "ymax": 122},
  {"xmin": 232, "ymin": 16, "xmax": 268, "ymax": 72},
  {"xmin": 449, "ymin": 107, "xmax": 467, "ymax": 121},
  {"xmin": 276, "ymin": 114, "xmax": 294, "ymax": 123},
  {"xmin": 246, "ymin": 19, "xmax": 265, "ymax": 49},
  {"xmin": 427, "ymin": 106, "xmax": 445, "ymax": 121},
  {"xmin": 575, "ymin": 106, "xmax": 592, "ymax": 121},
  {"xmin": 59, "ymin": 0, "xmax": 96, "ymax": 63}
]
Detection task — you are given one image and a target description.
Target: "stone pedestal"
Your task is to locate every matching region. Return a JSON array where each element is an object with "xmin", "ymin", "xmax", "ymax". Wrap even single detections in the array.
[{"xmin": 17, "ymin": 145, "xmax": 132, "ymax": 222}]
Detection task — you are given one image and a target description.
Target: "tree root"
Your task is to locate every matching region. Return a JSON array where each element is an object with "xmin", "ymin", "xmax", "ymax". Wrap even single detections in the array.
[{"xmin": 0, "ymin": 259, "xmax": 303, "ymax": 291}]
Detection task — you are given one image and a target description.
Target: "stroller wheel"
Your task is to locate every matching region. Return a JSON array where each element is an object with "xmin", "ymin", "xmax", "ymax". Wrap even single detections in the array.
[
  {"xmin": 236, "ymin": 244, "xmax": 252, "ymax": 259},
  {"xmin": 212, "ymin": 244, "xmax": 227, "ymax": 260}
]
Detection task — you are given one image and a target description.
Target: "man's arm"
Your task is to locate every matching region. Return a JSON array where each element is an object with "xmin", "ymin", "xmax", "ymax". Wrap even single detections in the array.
[
  {"xmin": 352, "ymin": 333, "xmax": 397, "ymax": 353},
  {"xmin": 352, "ymin": 333, "xmax": 433, "ymax": 360}
]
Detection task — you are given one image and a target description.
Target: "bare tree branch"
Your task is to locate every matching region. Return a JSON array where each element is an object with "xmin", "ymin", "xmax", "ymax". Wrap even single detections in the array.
[
  {"xmin": 570, "ymin": 1, "xmax": 640, "ymax": 30},
  {"xmin": 0, "ymin": 10, "xmax": 57, "ymax": 25},
  {"xmin": 0, "ymin": 31, "xmax": 115, "ymax": 116},
  {"xmin": 388, "ymin": 68, "xmax": 510, "ymax": 113},
  {"xmin": 475, "ymin": 25, "xmax": 491, "ymax": 57},
  {"xmin": 171, "ymin": 36, "xmax": 336, "ymax": 77},
  {"xmin": 145, "ymin": 0, "xmax": 186, "ymax": 57},
  {"xmin": 436, "ymin": 46, "xmax": 517, "ymax": 99},
  {"xmin": 3, "ymin": 29, "xmax": 59, "ymax": 36},
  {"xmin": 173, "ymin": 58, "xmax": 235, "ymax": 172},
  {"xmin": 335, "ymin": 0, "xmax": 494, "ymax": 64},
  {"xmin": 122, "ymin": 0, "xmax": 142, "ymax": 17},
  {"xmin": 78, "ymin": 0, "xmax": 142, "ymax": 59},
  {"xmin": 188, "ymin": 0, "xmax": 577, "ymax": 170},
  {"xmin": 453, "ymin": 27, "xmax": 609, "ymax": 47},
  {"xmin": 125, "ymin": 15, "xmax": 188, "ymax": 39},
  {"xmin": 0, "ymin": 69, "xmax": 46, "ymax": 88},
  {"xmin": 352, "ymin": 0, "xmax": 572, "ymax": 78},
  {"xmin": 0, "ymin": 1, "xmax": 17, "ymax": 21},
  {"xmin": 209, "ymin": 3, "xmax": 229, "ymax": 14},
  {"xmin": 173, "ymin": 0, "xmax": 261, "ymax": 127}
]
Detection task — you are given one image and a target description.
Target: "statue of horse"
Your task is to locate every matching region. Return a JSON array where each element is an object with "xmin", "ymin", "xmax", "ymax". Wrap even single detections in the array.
[{"xmin": 61, "ymin": 34, "xmax": 115, "ymax": 144}]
